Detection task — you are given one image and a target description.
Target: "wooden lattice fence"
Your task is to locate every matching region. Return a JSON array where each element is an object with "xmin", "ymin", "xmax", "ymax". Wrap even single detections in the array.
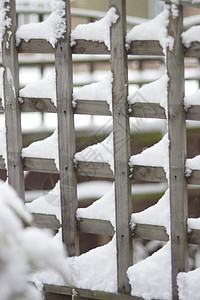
[{"xmin": 1, "ymin": 0, "xmax": 200, "ymax": 299}]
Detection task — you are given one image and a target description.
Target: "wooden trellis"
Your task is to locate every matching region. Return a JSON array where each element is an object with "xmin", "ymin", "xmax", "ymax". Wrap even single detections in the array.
[{"xmin": 1, "ymin": 0, "xmax": 200, "ymax": 299}]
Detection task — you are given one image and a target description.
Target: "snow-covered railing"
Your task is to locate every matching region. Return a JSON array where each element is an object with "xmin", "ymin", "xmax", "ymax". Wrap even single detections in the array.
[{"xmin": 2, "ymin": 1, "xmax": 200, "ymax": 300}]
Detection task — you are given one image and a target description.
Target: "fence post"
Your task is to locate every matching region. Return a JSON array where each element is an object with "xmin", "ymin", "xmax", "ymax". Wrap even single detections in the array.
[
  {"xmin": 55, "ymin": 0, "xmax": 79, "ymax": 256},
  {"xmin": 2, "ymin": 0, "xmax": 24, "ymax": 200},
  {"xmin": 109, "ymin": 0, "xmax": 133, "ymax": 294},
  {"xmin": 166, "ymin": 5, "xmax": 189, "ymax": 299}
]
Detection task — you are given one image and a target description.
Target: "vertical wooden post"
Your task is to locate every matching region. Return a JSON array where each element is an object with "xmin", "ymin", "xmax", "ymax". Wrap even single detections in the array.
[
  {"xmin": 2, "ymin": 0, "xmax": 24, "ymax": 200},
  {"xmin": 166, "ymin": 5, "xmax": 189, "ymax": 299},
  {"xmin": 109, "ymin": 0, "xmax": 132, "ymax": 294},
  {"xmin": 55, "ymin": 0, "xmax": 79, "ymax": 256}
]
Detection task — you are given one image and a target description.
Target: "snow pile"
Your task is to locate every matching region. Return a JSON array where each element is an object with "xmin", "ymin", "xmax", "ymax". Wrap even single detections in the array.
[
  {"xmin": 22, "ymin": 129, "xmax": 59, "ymax": 169},
  {"xmin": 127, "ymin": 242, "xmax": 171, "ymax": 299},
  {"xmin": 184, "ymin": 89, "xmax": 200, "ymax": 110},
  {"xmin": 178, "ymin": 268, "xmax": 200, "ymax": 300},
  {"xmin": 131, "ymin": 189, "xmax": 170, "ymax": 234},
  {"xmin": 188, "ymin": 218, "xmax": 200, "ymax": 230},
  {"xmin": 0, "ymin": 0, "xmax": 11, "ymax": 52},
  {"xmin": 71, "ymin": 7, "xmax": 118, "ymax": 50},
  {"xmin": 0, "ymin": 180, "xmax": 68, "ymax": 300},
  {"xmin": 128, "ymin": 73, "xmax": 169, "ymax": 113},
  {"xmin": 19, "ymin": 72, "xmax": 56, "ymax": 106},
  {"xmin": 77, "ymin": 184, "xmax": 115, "ymax": 227},
  {"xmin": 126, "ymin": 6, "xmax": 173, "ymax": 52},
  {"xmin": 16, "ymin": 0, "xmax": 66, "ymax": 47},
  {"xmin": 182, "ymin": 25, "xmax": 200, "ymax": 48},
  {"xmin": 66, "ymin": 236, "xmax": 117, "ymax": 292},
  {"xmin": 186, "ymin": 155, "xmax": 200, "ymax": 176},
  {"xmin": 129, "ymin": 133, "xmax": 169, "ymax": 180},
  {"xmin": 75, "ymin": 132, "xmax": 114, "ymax": 172},
  {"xmin": 26, "ymin": 181, "xmax": 61, "ymax": 222},
  {"xmin": 73, "ymin": 72, "xmax": 113, "ymax": 111}
]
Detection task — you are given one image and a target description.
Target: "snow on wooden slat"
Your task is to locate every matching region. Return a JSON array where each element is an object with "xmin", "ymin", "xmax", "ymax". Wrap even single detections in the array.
[{"xmin": 2, "ymin": 1, "xmax": 25, "ymax": 200}]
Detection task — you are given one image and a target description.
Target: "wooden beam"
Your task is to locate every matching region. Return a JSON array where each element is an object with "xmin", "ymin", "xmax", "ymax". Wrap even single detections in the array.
[
  {"xmin": 32, "ymin": 213, "xmax": 61, "ymax": 231},
  {"xmin": 133, "ymin": 223, "xmax": 168, "ymax": 242},
  {"xmin": 132, "ymin": 165, "xmax": 167, "ymax": 183},
  {"xmin": 20, "ymin": 97, "xmax": 57, "ymax": 113},
  {"xmin": 109, "ymin": 0, "xmax": 132, "ymax": 294},
  {"xmin": 23, "ymin": 157, "xmax": 58, "ymax": 173},
  {"xmin": 166, "ymin": 6, "xmax": 189, "ymax": 299},
  {"xmin": 72, "ymin": 39, "xmax": 109, "ymax": 55},
  {"xmin": 44, "ymin": 284, "xmax": 143, "ymax": 300},
  {"xmin": 128, "ymin": 40, "xmax": 163, "ymax": 56},
  {"xmin": 77, "ymin": 161, "xmax": 113, "ymax": 178},
  {"xmin": 55, "ymin": 0, "xmax": 79, "ymax": 256},
  {"xmin": 2, "ymin": 0, "xmax": 24, "ymax": 199},
  {"xmin": 78, "ymin": 218, "xmax": 115, "ymax": 236}
]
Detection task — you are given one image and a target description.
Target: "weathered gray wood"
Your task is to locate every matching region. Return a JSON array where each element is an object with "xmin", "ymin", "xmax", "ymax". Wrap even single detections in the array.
[
  {"xmin": 2, "ymin": 1, "xmax": 24, "ymax": 199},
  {"xmin": 130, "ymin": 103, "xmax": 166, "ymax": 119},
  {"xmin": 187, "ymin": 170, "xmax": 200, "ymax": 185},
  {"xmin": 77, "ymin": 161, "xmax": 114, "ymax": 178},
  {"xmin": 184, "ymin": 42, "xmax": 200, "ymax": 58},
  {"xmin": 32, "ymin": 213, "xmax": 61, "ymax": 230},
  {"xmin": 133, "ymin": 224, "xmax": 169, "ymax": 242},
  {"xmin": 77, "ymin": 217, "xmax": 115, "ymax": 236},
  {"xmin": 128, "ymin": 40, "xmax": 163, "ymax": 56},
  {"xmin": 109, "ymin": 0, "xmax": 132, "ymax": 294},
  {"xmin": 0, "ymin": 155, "xmax": 6, "ymax": 169},
  {"xmin": 20, "ymin": 97, "xmax": 57, "ymax": 113},
  {"xmin": 186, "ymin": 105, "xmax": 200, "ymax": 121},
  {"xmin": 23, "ymin": 157, "xmax": 58, "ymax": 173},
  {"xmin": 44, "ymin": 284, "xmax": 144, "ymax": 300},
  {"xmin": 17, "ymin": 39, "xmax": 54, "ymax": 53},
  {"xmin": 188, "ymin": 229, "xmax": 200, "ymax": 245},
  {"xmin": 75, "ymin": 100, "xmax": 111, "ymax": 116},
  {"xmin": 166, "ymin": 6, "xmax": 189, "ymax": 299},
  {"xmin": 72, "ymin": 39, "xmax": 109, "ymax": 55},
  {"xmin": 132, "ymin": 165, "xmax": 167, "ymax": 183},
  {"xmin": 163, "ymin": 0, "xmax": 200, "ymax": 8},
  {"xmin": 55, "ymin": 0, "xmax": 79, "ymax": 256}
]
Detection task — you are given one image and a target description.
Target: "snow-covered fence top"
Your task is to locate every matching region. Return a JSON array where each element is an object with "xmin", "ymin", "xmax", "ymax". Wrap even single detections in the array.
[{"xmin": 1, "ymin": 0, "xmax": 200, "ymax": 300}]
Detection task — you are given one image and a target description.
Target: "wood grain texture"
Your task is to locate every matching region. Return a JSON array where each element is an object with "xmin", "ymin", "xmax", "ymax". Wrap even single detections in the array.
[
  {"xmin": 166, "ymin": 6, "xmax": 189, "ymax": 299},
  {"xmin": 109, "ymin": 0, "xmax": 132, "ymax": 294},
  {"xmin": 2, "ymin": 1, "xmax": 24, "ymax": 199},
  {"xmin": 55, "ymin": 0, "xmax": 79, "ymax": 256}
]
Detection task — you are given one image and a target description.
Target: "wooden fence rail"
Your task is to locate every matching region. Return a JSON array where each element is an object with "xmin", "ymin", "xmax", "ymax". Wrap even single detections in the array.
[{"xmin": 1, "ymin": 1, "xmax": 200, "ymax": 299}]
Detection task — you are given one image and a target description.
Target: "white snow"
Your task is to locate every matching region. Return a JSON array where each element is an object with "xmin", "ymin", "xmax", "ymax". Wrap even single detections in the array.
[
  {"xmin": 0, "ymin": 180, "xmax": 68, "ymax": 300},
  {"xmin": 186, "ymin": 155, "xmax": 200, "ymax": 176},
  {"xmin": 128, "ymin": 73, "xmax": 169, "ymax": 113},
  {"xmin": 22, "ymin": 129, "xmax": 59, "ymax": 170},
  {"xmin": 77, "ymin": 183, "xmax": 115, "ymax": 227},
  {"xmin": 126, "ymin": 6, "xmax": 173, "ymax": 52},
  {"xmin": 178, "ymin": 268, "xmax": 200, "ymax": 300},
  {"xmin": 182, "ymin": 25, "xmax": 200, "ymax": 48},
  {"xmin": 16, "ymin": 0, "xmax": 66, "ymax": 48},
  {"xmin": 71, "ymin": 7, "xmax": 119, "ymax": 50},
  {"xmin": 127, "ymin": 242, "xmax": 171, "ymax": 300},
  {"xmin": 0, "ymin": 0, "xmax": 12, "ymax": 52},
  {"xmin": 129, "ymin": 133, "xmax": 169, "ymax": 180},
  {"xmin": 73, "ymin": 72, "xmax": 113, "ymax": 111},
  {"xmin": 184, "ymin": 89, "xmax": 200, "ymax": 110},
  {"xmin": 131, "ymin": 188, "xmax": 170, "ymax": 234},
  {"xmin": 75, "ymin": 132, "xmax": 114, "ymax": 172},
  {"xmin": 19, "ymin": 72, "xmax": 56, "ymax": 105},
  {"xmin": 188, "ymin": 218, "xmax": 200, "ymax": 230}
]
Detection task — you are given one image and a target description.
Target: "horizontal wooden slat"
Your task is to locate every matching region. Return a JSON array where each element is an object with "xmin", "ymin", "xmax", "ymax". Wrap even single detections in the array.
[
  {"xmin": 23, "ymin": 157, "xmax": 58, "ymax": 173},
  {"xmin": 0, "ymin": 156, "xmax": 5, "ymax": 169},
  {"xmin": 187, "ymin": 170, "xmax": 200, "ymax": 185},
  {"xmin": 44, "ymin": 284, "xmax": 143, "ymax": 300},
  {"xmin": 163, "ymin": 0, "xmax": 200, "ymax": 9},
  {"xmin": 132, "ymin": 165, "xmax": 167, "ymax": 183},
  {"xmin": 77, "ymin": 161, "xmax": 114, "ymax": 178},
  {"xmin": 78, "ymin": 217, "xmax": 115, "ymax": 236},
  {"xmin": 188, "ymin": 228, "xmax": 200, "ymax": 245},
  {"xmin": 16, "ymin": 38, "xmax": 200, "ymax": 58},
  {"xmin": 20, "ymin": 97, "xmax": 57, "ymax": 113},
  {"xmin": 133, "ymin": 223, "xmax": 168, "ymax": 242},
  {"xmin": 130, "ymin": 102, "xmax": 166, "ymax": 119},
  {"xmin": 32, "ymin": 213, "xmax": 61, "ymax": 230},
  {"xmin": 128, "ymin": 40, "xmax": 163, "ymax": 56},
  {"xmin": 75, "ymin": 100, "xmax": 111, "ymax": 115}
]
